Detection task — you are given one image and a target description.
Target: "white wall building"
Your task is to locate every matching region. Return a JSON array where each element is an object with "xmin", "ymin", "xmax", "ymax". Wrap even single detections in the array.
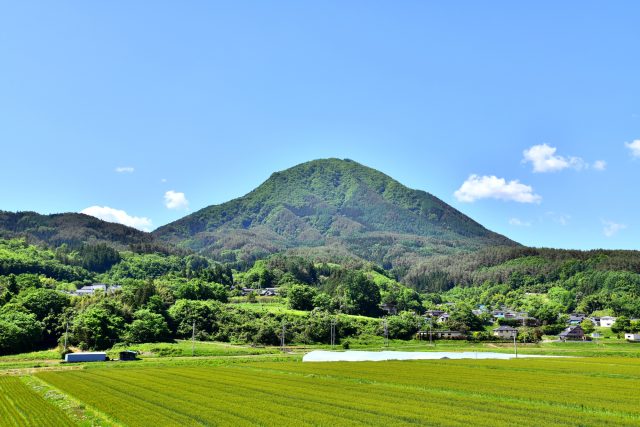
[
  {"xmin": 600, "ymin": 316, "xmax": 617, "ymax": 327},
  {"xmin": 624, "ymin": 333, "xmax": 640, "ymax": 342}
]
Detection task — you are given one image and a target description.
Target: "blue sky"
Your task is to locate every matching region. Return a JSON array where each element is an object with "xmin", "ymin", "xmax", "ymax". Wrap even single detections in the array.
[{"xmin": 1, "ymin": 2, "xmax": 639, "ymax": 249}]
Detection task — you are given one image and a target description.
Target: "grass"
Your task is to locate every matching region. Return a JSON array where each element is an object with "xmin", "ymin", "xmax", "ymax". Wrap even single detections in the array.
[
  {"xmin": 108, "ymin": 339, "xmax": 282, "ymax": 359},
  {"xmin": 34, "ymin": 357, "xmax": 640, "ymax": 426},
  {"xmin": 0, "ymin": 349, "xmax": 61, "ymax": 362}
]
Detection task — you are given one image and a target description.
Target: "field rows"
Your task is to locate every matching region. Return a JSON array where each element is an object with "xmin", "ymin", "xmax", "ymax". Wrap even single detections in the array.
[
  {"xmin": 249, "ymin": 358, "xmax": 640, "ymax": 416},
  {"xmin": 0, "ymin": 377, "xmax": 74, "ymax": 427},
  {"xmin": 36, "ymin": 358, "xmax": 640, "ymax": 426}
]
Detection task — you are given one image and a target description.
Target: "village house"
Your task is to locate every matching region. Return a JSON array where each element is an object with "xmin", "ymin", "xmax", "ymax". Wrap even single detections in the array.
[
  {"xmin": 493, "ymin": 325, "xmax": 518, "ymax": 340},
  {"xmin": 599, "ymin": 316, "xmax": 617, "ymax": 328},
  {"xmin": 624, "ymin": 333, "xmax": 640, "ymax": 342},
  {"xmin": 241, "ymin": 287, "xmax": 278, "ymax": 296},
  {"xmin": 415, "ymin": 330, "xmax": 466, "ymax": 340},
  {"xmin": 425, "ymin": 309, "xmax": 446, "ymax": 318},
  {"xmin": 559, "ymin": 325, "xmax": 585, "ymax": 341},
  {"xmin": 71, "ymin": 283, "xmax": 121, "ymax": 297},
  {"xmin": 568, "ymin": 313, "xmax": 587, "ymax": 325},
  {"xmin": 432, "ymin": 330, "xmax": 466, "ymax": 340},
  {"xmin": 380, "ymin": 302, "xmax": 398, "ymax": 315},
  {"xmin": 492, "ymin": 310, "xmax": 506, "ymax": 319},
  {"xmin": 437, "ymin": 313, "xmax": 450, "ymax": 323}
]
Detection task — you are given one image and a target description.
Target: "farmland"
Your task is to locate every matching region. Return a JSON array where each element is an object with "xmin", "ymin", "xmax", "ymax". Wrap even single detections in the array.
[
  {"xmin": 1, "ymin": 341, "xmax": 640, "ymax": 426},
  {"xmin": 0, "ymin": 377, "xmax": 74, "ymax": 427},
  {"xmin": 27, "ymin": 356, "xmax": 640, "ymax": 427}
]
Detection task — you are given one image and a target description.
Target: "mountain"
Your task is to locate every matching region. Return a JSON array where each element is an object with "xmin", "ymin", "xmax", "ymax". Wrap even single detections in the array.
[
  {"xmin": 154, "ymin": 158, "xmax": 517, "ymax": 274},
  {"xmin": 0, "ymin": 211, "xmax": 155, "ymax": 250}
]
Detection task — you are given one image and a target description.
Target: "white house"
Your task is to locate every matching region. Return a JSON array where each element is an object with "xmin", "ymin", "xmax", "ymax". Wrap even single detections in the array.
[
  {"xmin": 624, "ymin": 333, "xmax": 640, "ymax": 342},
  {"xmin": 600, "ymin": 316, "xmax": 617, "ymax": 327},
  {"xmin": 71, "ymin": 283, "xmax": 121, "ymax": 297}
]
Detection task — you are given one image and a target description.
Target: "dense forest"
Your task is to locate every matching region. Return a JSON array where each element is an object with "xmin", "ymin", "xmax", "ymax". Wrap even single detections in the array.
[{"xmin": 2, "ymin": 236, "xmax": 640, "ymax": 356}]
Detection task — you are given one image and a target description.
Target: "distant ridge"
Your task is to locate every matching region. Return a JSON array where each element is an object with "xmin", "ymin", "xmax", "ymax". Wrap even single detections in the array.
[
  {"xmin": 0, "ymin": 211, "xmax": 154, "ymax": 249},
  {"xmin": 153, "ymin": 158, "xmax": 517, "ymax": 273}
]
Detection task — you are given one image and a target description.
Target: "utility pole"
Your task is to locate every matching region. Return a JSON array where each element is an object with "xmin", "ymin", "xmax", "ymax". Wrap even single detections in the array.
[
  {"xmin": 63, "ymin": 320, "xmax": 69, "ymax": 353},
  {"xmin": 281, "ymin": 323, "xmax": 286, "ymax": 352},
  {"xmin": 330, "ymin": 318, "xmax": 336, "ymax": 349},
  {"xmin": 192, "ymin": 320, "xmax": 196, "ymax": 357},
  {"xmin": 513, "ymin": 333, "xmax": 518, "ymax": 359},
  {"xmin": 383, "ymin": 318, "xmax": 389, "ymax": 348},
  {"xmin": 429, "ymin": 318, "xmax": 433, "ymax": 346}
]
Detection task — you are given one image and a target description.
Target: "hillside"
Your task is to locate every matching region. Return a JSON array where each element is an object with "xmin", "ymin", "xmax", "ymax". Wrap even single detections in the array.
[
  {"xmin": 0, "ymin": 211, "xmax": 155, "ymax": 250},
  {"xmin": 154, "ymin": 158, "xmax": 517, "ymax": 273}
]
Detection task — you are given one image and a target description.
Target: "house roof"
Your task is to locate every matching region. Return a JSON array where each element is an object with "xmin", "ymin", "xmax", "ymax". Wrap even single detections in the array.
[
  {"xmin": 493, "ymin": 326, "xmax": 517, "ymax": 332},
  {"xmin": 559, "ymin": 325, "xmax": 584, "ymax": 337}
]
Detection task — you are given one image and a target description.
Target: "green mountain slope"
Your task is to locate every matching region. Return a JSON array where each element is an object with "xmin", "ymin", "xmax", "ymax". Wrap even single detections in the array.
[
  {"xmin": 153, "ymin": 159, "xmax": 517, "ymax": 273},
  {"xmin": 0, "ymin": 211, "xmax": 155, "ymax": 250}
]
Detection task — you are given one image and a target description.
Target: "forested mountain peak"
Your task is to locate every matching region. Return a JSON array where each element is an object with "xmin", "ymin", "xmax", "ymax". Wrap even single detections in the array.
[{"xmin": 153, "ymin": 158, "xmax": 517, "ymax": 275}]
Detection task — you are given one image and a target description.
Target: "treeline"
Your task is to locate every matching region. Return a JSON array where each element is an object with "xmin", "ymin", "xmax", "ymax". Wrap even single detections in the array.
[
  {"xmin": 0, "ymin": 239, "xmax": 424, "ymax": 355},
  {"xmin": 410, "ymin": 246, "xmax": 640, "ymax": 318},
  {"xmin": 0, "ymin": 272, "xmax": 425, "ymax": 354}
]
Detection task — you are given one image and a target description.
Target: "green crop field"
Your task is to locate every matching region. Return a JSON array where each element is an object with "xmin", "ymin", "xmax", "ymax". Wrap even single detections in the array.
[
  {"xmin": 0, "ymin": 377, "xmax": 74, "ymax": 427},
  {"xmin": 31, "ymin": 356, "xmax": 640, "ymax": 427}
]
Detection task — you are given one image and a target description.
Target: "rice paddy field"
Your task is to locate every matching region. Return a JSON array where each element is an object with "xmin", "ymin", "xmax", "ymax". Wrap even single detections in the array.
[
  {"xmin": 2, "ymin": 341, "xmax": 640, "ymax": 426},
  {"xmin": 0, "ymin": 377, "xmax": 74, "ymax": 427}
]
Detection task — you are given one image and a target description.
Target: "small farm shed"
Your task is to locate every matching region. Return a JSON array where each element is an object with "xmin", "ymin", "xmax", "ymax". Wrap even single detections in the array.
[
  {"xmin": 119, "ymin": 350, "xmax": 138, "ymax": 361},
  {"xmin": 624, "ymin": 333, "xmax": 640, "ymax": 342},
  {"xmin": 65, "ymin": 352, "xmax": 107, "ymax": 363}
]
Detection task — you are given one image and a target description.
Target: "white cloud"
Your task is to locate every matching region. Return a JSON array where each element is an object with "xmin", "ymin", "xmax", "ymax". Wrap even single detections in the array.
[
  {"xmin": 80, "ymin": 206, "xmax": 152, "ymax": 231},
  {"xmin": 161, "ymin": 178, "xmax": 167, "ymax": 183},
  {"xmin": 602, "ymin": 220, "xmax": 627, "ymax": 237},
  {"xmin": 164, "ymin": 190, "xmax": 189, "ymax": 210},
  {"xmin": 115, "ymin": 166, "xmax": 135, "ymax": 173},
  {"xmin": 454, "ymin": 175, "xmax": 542, "ymax": 203},
  {"xmin": 509, "ymin": 218, "xmax": 531, "ymax": 227},
  {"xmin": 625, "ymin": 140, "xmax": 640, "ymax": 158},
  {"xmin": 592, "ymin": 160, "xmax": 607, "ymax": 171},
  {"xmin": 522, "ymin": 144, "xmax": 586, "ymax": 173}
]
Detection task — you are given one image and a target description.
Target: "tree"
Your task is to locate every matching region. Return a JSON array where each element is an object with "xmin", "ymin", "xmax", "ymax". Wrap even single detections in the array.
[
  {"xmin": 450, "ymin": 303, "xmax": 484, "ymax": 331},
  {"xmin": 287, "ymin": 284, "xmax": 317, "ymax": 311},
  {"xmin": 580, "ymin": 318, "xmax": 595, "ymax": 335},
  {"xmin": 125, "ymin": 309, "xmax": 171, "ymax": 343},
  {"xmin": 80, "ymin": 244, "xmax": 121, "ymax": 273},
  {"xmin": 15, "ymin": 288, "xmax": 70, "ymax": 321},
  {"xmin": 611, "ymin": 316, "xmax": 631, "ymax": 335},
  {"xmin": 72, "ymin": 304, "xmax": 124, "ymax": 350},
  {"xmin": 338, "ymin": 272, "xmax": 381, "ymax": 317},
  {"xmin": 15, "ymin": 288, "xmax": 70, "ymax": 346},
  {"xmin": 167, "ymin": 299, "xmax": 223, "ymax": 339},
  {"xmin": 0, "ymin": 310, "xmax": 43, "ymax": 355},
  {"xmin": 312, "ymin": 292, "xmax": 333, "ymax": 311},
  {"xmin": 175, "ymin": 280, "xmax": 228, "ymax": 302}
]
